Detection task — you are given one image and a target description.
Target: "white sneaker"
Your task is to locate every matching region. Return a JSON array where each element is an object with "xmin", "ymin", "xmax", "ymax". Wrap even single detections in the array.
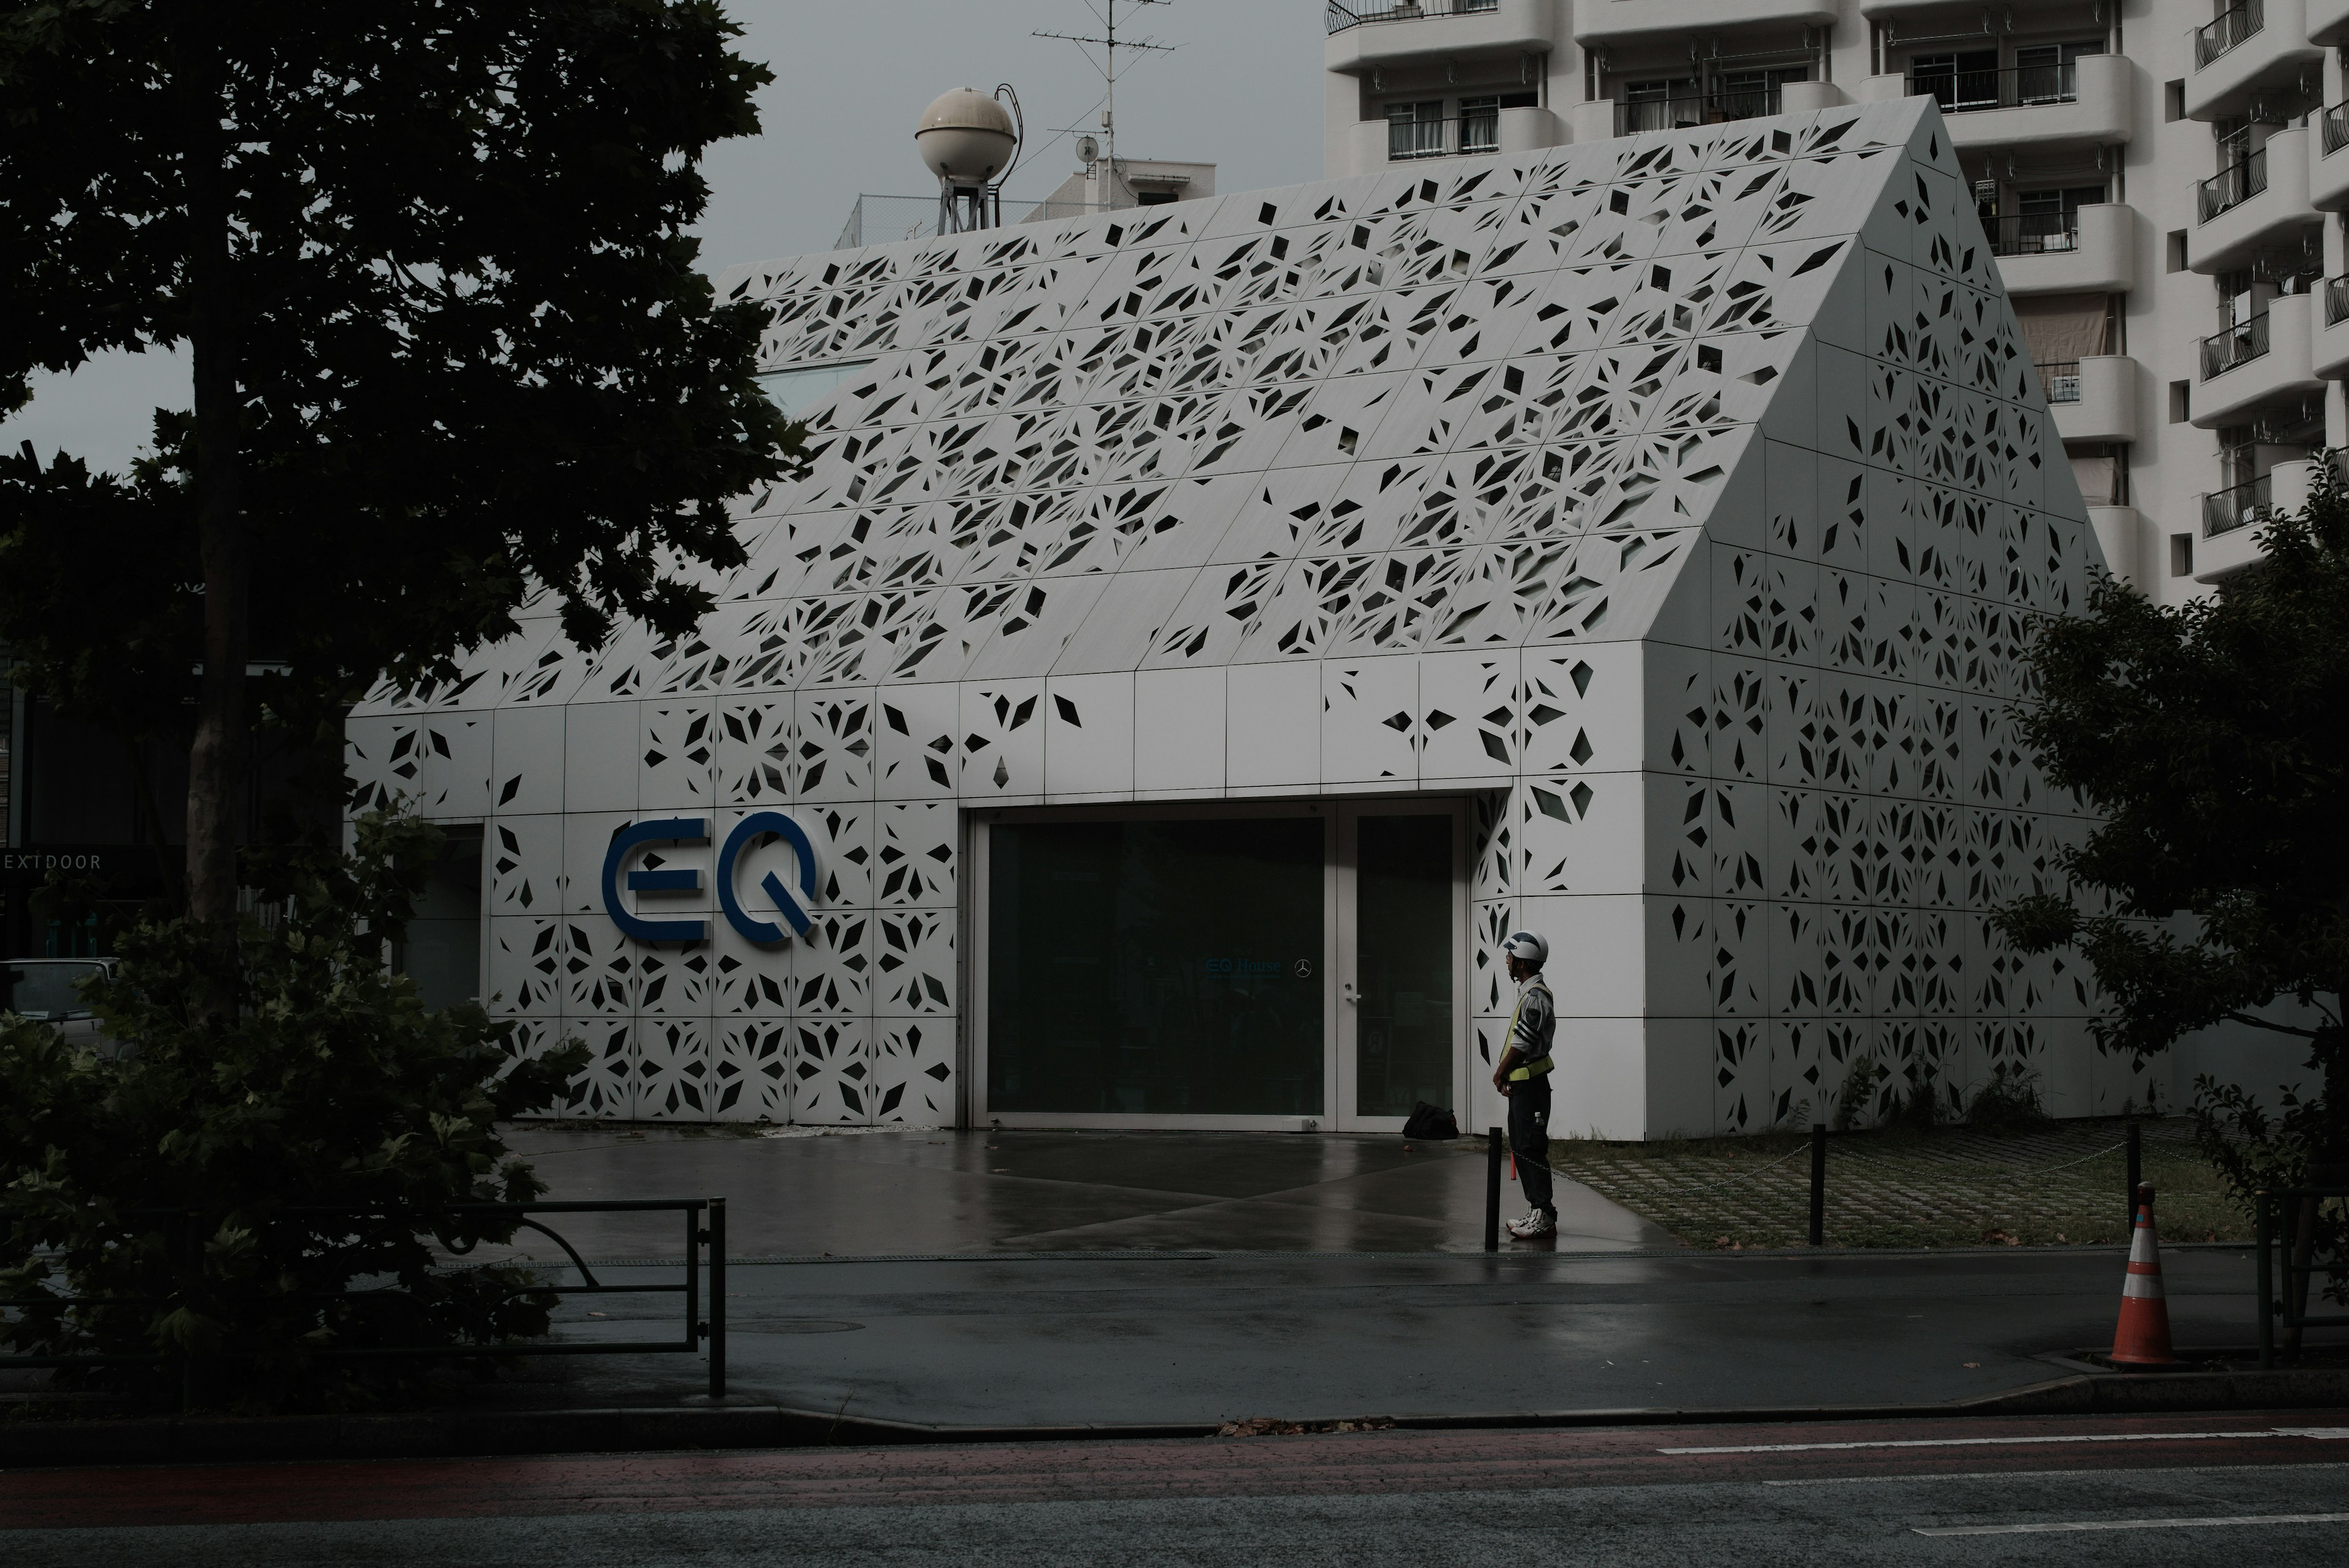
[{"xmin": 1506, "ymin": 1208, "xmax": 1556, "ymax": 1239}]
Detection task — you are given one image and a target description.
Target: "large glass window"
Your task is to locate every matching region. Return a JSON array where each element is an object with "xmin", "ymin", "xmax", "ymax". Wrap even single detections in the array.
[{"xmin": 987, "ymin": 816, "xmax": 1325, "ymax": 1115}]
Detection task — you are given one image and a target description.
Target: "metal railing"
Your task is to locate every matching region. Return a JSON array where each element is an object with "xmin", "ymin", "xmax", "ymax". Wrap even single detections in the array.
[
  {"xmin": 2195, "ymin": 0, "xmax": 2266, "ymax": 69},
  {"xmin": 2325, "ymin": 101, "xmax": 2349, "ymax": 157},
  {"xmin": 1617, "ymin": 84, "xmax": 1786, "ymax": 134},
  {"xmin": 2200, "ymin": 310, "xmax": 2271, "ymax": 379},
  {"xmin": 1328, "ymin": 0, "xmax": 1497, "ymax": 32},
  {"xmin": 2256, "ymin": 1186, "xmax": 2349, "ymax": 1366},
  {"xmin": 2036, "ymin": 361, "xmax": 2082, "ymax": 404},
  {"xmin": 0, "ymin": 1198, "xmax": 729, "ymax": 1403},
  {"xmin": 1906, "ymin": 62, "xmax": 2078, "ymax": 115},
  {"xmin": 836, "ymin": 193, "xmax": 1129, "ymax": 250},
  {"xmin": 2205, "ymin": 473, "xmax": 2275, "ymax": 537},
  {"xmin": 1985, "ymin": 212, "xmax": 2082, "ymax": 256},
  {"xmin": 2199, "ymin": 150, "xmax": 2269, "ymax": 223},
  {"xmin": 2329, "ymin": 273, "xmax": 2349, "ymax": 327}
]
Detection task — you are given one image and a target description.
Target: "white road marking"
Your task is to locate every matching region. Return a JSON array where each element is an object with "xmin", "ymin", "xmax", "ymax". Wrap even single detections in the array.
[
  {"xmin": 1664, "ymin": 1427, "xmax": 2349, "ymax": 1455},
  {"xmin": 1764, "ymin": 1462, "xmax": 2349, "ymax": 1487},
  {"xmin": 1915, "ymin": 1512, "xmax": 2349, "ymax": 1536}
]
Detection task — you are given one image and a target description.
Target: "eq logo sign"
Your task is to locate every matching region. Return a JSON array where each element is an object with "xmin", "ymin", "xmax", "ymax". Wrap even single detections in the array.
[{"xmin": 599, "ymin": 814, "xmax": 820, "ymax": 947}]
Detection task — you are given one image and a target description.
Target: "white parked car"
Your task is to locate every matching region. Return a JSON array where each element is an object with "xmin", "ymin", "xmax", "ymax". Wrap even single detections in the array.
[{"xmin": 1, "ymin": 957, "xmax": 120, "ymax": 1055}]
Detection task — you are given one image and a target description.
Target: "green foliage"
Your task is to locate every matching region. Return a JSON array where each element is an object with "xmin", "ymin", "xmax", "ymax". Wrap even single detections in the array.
[
  {"xmin": 1995, "ymin": 464, "xmax": 2349, "ymax": 1279},
  {"xmin": 0, "ymin": 811, "xmax": 590, "ymax": 1410},
  {"xmin": 1966, "ymin": 1062, "xmax": 2052, "ymax": 1134},
  {"xmin": 0, "ymin": 0, "xmax": 806, "ymax": 843},
  {"xmin": 1833, "ymin": 1055, "xmax": 1886, "ymax": 1131},
  {"xmin": 1893, "ymin": 1064, "xmax": 1943, "ymax": 1132}
]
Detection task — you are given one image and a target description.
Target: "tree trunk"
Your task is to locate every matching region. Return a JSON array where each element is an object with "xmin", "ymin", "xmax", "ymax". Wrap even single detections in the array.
[{"xmin": 184, "ymin": 51, "xmax": 247, "ymax": 935}]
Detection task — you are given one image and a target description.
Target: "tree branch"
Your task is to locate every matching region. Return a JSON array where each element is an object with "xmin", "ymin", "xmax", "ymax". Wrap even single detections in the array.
[{"xmin": 2224, "ymin": 1011, "xmax": 2325, "ymax": 1039}]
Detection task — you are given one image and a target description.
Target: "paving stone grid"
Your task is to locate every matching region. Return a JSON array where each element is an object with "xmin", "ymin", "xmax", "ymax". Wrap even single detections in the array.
[{"xmin": 1541, "ymin": 1117, "xmax": 2240, "ymax": 1249}]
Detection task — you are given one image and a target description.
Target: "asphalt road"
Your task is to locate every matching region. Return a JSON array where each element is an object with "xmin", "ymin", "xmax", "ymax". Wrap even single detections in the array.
[{"xmin": 9, "ymin": 1411, "xmax": 2349, "ymax": 1566}]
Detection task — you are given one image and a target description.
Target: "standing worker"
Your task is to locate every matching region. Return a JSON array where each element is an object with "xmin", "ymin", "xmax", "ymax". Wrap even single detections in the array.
[{"xmin": 1493, "ymin": 929, "xmax": 1557, "ymax": 1239}]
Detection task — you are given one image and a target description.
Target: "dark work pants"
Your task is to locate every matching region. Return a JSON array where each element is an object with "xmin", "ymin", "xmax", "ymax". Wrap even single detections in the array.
[{"xmin": 1508, "ymin": 1074, "xmax": 1554, "ymax": 1216}]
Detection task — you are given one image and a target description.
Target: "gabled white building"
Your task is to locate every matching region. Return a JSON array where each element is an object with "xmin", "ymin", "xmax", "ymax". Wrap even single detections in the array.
[{"xmin": 351, "ymin": 98, "xmax": 2174, "ymax": 1138}]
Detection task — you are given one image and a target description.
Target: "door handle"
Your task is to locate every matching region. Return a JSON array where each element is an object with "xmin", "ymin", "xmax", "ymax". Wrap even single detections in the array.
[{"xmin": 1341, "ymin": 981, "xmax": 1358, "ymax": 1003}]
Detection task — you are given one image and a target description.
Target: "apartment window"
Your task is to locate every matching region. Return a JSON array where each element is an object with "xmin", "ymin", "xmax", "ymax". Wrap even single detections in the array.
[
  {"xmin": 2166, "ymin": 229, "xmax": 2189, "ymax": 272},
  {"xmin": 2003, "ymin": 185, "xmax": 2107, "ymax": 253},
  {"xmin": 2216, "ymin": 269, "xmax": 2256, "ymax": 329},
  {"xmin": 1714, "ymin": 66, "xmax": 1808, "ymax": 122},
  {"xmin": 2214, "ymin": 117, "xmax": 2252, "ymax": 169},
  {"xmin": 2165, "ymin": 79, "xmax": 2186, "ymax": 121},
  {"xmin": 1622, "ymin": 77, "xmax": 1700, "ymax": 133},
  {"xmin": 1909, "ymin": 50, "xmax": 1999, "ymax": 113},
  {"xmin": 1458, "ymin": 91, "xmax": 1537, "ymax": 153},
  {"xmin": 2013, "ymin": 41, "xmax": 2101, "ymax": 104},
  {"xmin": 1387, "ymin": 100, "xmax": 1445, "ymax": 162},
  {"xmin": 2169, "ymin": 380, "xmax": 2192, "ymax": 422},
  {"xmin": 2217, "ymin": 426, "xmax": 2258, "ymax": 489},
  {"xmin": 2171, "ymin": 534, "xmax": 2194, "ymax": 577}
]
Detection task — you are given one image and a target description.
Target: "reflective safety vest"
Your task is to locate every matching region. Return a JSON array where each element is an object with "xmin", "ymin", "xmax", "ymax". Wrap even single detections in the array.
[{"xmin": 1504, "ymin": 977, "xmax": 1556, "ymax": 1081}]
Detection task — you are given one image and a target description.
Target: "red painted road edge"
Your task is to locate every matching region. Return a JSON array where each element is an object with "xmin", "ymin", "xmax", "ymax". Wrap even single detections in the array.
[{"xmin": 6, "ymin": 1410, "xmax": 2347, "ymax": 1529}]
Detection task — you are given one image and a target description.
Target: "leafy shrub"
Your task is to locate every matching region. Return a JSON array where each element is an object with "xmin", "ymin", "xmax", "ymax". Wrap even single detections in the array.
[
  {"xmin": 2192, "ymin": 1072, "xmax": 2348, "ymax": 1309},
  {"xmin": 1833, "ymin": 1056, "xmax": 1886, "ymax": 1131},
  {"xmin": 1967, "ymin": 1062, "xmax": 2052, "ymax": 1133},
  {"xmin": 0, "ymin": 811, "xmax": 588, "ymax": 1410}
]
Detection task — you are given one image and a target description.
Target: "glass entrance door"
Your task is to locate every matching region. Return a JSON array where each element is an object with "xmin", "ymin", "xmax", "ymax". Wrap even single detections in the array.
[{"xmin": 1335, "ymin": 804, "xmax": 1461, "ymax": 1132}]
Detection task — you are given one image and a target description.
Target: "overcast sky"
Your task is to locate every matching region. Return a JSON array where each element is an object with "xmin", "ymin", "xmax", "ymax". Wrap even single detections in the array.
[{"xmin": 2, "ymin": 1, "xmax": 1323, "ymax": 474}]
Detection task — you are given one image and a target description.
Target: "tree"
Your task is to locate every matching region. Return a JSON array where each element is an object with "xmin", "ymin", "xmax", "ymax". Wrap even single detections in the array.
[
  {"xmin": 1995, "ymin": 468, "xmax": 2349, "ymax": 1222},
  {"xmin": 0, "ymin": 811, "xmax": 593, "ymax": 1409},
  {"xmin": 0, "ymin": 0, "xmax": 805, "ymax": 942}
]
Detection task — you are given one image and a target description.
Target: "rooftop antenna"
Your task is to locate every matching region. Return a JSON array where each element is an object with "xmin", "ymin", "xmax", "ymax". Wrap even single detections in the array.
[{"xmin": 1034, "ymin": 0, "xmax": 1176, "ymax": 207}]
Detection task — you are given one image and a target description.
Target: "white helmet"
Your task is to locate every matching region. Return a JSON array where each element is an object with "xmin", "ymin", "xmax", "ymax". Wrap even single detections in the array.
[{"xmin": 1502, "ymin": 929, "xmax": 1548, "ymax": 968}]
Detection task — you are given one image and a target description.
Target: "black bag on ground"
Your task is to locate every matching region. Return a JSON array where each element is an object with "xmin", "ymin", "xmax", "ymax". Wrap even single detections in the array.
[{"xmin": 1401, "ymin": 1101, "xmax": 1459, "ymax": 1140}]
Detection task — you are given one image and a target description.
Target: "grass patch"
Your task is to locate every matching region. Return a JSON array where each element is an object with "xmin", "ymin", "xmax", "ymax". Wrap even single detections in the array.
[{"xmin": 1546, "ymin": 1117, "xmax": 2243, "ymax": 1250}]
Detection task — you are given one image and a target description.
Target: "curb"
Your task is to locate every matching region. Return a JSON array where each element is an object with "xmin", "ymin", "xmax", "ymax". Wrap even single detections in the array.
[{"xmin": 4, "ymin": 1370, "xmax": 2348, "ymax": 1468}]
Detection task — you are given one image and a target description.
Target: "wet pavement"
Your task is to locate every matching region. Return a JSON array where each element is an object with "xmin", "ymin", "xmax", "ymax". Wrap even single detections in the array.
[
  {"xmin": 524, "ymin": 1246, "xmax": 2268, "ymax": 1427},
  {"xmin": 506, "ymin": 1125, "xmax": 1675, "ymax": 1258},
  {"xmin": 448, "ymin": 1128, "xmax": 2291, "ymax": 1429}
]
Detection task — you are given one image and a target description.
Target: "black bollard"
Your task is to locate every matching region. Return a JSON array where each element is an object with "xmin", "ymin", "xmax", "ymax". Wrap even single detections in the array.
[
  {"xmin": 1809, "ymin": 1122, "xmax": 1827, "ymax": 1247},
  {"xmin": 2126, "ymin": 1121, "xmax": 2142, "ymax": 1232},
  {"xmin": 708, "ymin": 1196, "xmax": 727, "ymax": 1400},
  {"xmin": 1484, "ymin": 1126, "xmax": 1504, "ymax": 1252}
]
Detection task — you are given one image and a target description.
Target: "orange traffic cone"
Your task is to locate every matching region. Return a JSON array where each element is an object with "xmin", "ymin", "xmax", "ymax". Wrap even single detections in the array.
[{"xmin": 2110, "ymin": 1183, "xmax": 2179, "ymax": 1369}]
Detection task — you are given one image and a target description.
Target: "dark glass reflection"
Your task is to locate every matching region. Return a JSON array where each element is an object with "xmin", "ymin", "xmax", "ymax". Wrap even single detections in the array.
[
  {"xmin": 1354, "ymin": 814, "xmax": 1453, "ymax": 1117},
  {"xmin": 989, "ymin": 817, "xmax": 1324, "ymax": 1115}
]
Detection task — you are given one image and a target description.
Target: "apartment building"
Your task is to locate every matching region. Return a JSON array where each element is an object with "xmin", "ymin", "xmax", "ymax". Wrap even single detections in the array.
[{"xmin": 1323, "ymin": 0, "xmax": 2349, "ymax": 601}]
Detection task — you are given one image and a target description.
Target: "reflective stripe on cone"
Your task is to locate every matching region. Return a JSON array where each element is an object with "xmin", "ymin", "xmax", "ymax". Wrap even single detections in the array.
[{"xmin": 2111, "ymin": 1183, "xmax": 2179, "ymax": 1368}]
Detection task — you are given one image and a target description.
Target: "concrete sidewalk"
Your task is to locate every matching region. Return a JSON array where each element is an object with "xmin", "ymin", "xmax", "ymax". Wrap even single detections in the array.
[
  {"xmin": 506, "ymin": 1125, "xmax": 1675, "ymax": 1257},
  {"xmin": 474, "ymin": 1126, "xmax": 2320, "ymax": 1431}
]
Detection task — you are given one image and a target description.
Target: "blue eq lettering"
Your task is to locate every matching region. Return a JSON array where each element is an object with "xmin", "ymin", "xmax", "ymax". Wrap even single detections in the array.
[{"xmin": 601, "ymin": 814, "xmax": 821, "ymax": 947}]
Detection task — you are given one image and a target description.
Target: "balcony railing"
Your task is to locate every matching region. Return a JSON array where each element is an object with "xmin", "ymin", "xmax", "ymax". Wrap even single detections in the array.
[
  {"xmin": 2326, "ymin": 102, "xmax": 2349, "ymax": 157},
  {"xmin": 2195, "ymin": 0, "xmax": 2266, "ymax": 69},
  {"xmin": 1905, "ymin": 62, "xmax": 2078, "ymax": 116},
  {"xmin": 1328, "ymin": 0, "xmax": 1497, "ymax": 32},
  {"xmin": 2329, "ymin": 274, "xmax": 2349, "ymax": 327},
  {"xmin": 1617, "ymin": 84, "xmax": 1786, "ymax": 134},
  {"xmin": 2197, "ymin": 150, "xmax": 2269, "ymax": 223},
  {"xmin": 2202, "ymin": 311, "xmax": 2273, "ymax": 379},
  {"xmin": 2204, "ymin": 474, "xmax": 2274, "ymax": 537},
  {"xmin": 2036, "ymin": 361, "xmax": 2082, "ymax": 404},
  {"xmin": 1984, "ymin": 212, "xmax": 2082, "ymax": 256}
]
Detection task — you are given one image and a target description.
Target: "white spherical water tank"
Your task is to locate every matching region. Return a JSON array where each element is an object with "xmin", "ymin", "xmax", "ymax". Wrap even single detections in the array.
[{"xmin": 916, "ymin": 88, "xmax": 1017, "ymax": 186}]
